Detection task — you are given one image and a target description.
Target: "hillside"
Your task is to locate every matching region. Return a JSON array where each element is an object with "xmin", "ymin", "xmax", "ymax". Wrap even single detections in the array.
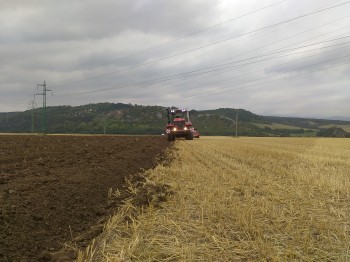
[
  {"xmin": 262, "ymin": 116, "xmax": 350, "ymax": 137},
  {"xmin": 0, "ymin": 102, "xmax": 349, "ymax": 137}
]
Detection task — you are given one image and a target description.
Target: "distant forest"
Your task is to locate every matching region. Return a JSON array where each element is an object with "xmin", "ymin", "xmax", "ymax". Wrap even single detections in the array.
[{"xmin": 0, "ymin": 102, "xmax": 349, "ymax": 137}]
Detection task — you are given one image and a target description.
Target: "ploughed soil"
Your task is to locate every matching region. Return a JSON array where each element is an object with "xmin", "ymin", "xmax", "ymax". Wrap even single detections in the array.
[{"xmin": 0, "ymin": 135, "xmax": 170, "ymax": 262}]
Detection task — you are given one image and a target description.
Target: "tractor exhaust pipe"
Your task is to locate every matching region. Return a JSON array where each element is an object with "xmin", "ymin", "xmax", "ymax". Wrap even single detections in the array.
[{"xmin": 166, "ymin": 108, "xmax": 171, "ymax": 124}]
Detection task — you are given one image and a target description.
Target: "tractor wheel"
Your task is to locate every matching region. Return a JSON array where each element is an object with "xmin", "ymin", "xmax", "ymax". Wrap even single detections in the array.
[
  {"xmin": 185, "ymin": 132, "xmax": 193, "ymax": 140},
  {"xmin": 167, "ymin": 134, "xmax": 175, "ymax": 142}
]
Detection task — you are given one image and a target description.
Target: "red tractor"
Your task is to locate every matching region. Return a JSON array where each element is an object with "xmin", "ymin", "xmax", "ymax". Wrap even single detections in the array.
[{"xmin": 166, "ymin": 108, "xmax": 194, "ymax": 141}]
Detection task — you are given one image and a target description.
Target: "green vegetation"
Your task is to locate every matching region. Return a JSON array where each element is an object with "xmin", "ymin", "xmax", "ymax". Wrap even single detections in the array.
[
  {"xmin": 317, "ymin": 126, "xmax": 350, "ymax": 138},
  {"xmin": 0, "ymin": 103, "xmax": 349, "ymax": 137},
  {"xmin": 253, "ymin": 122, "xmax": 305, "ymax": 130},
  {"xmin": 264, "ymin": 116, "xmax": 350, "ymax": 129},
  {"xmin": 319, "ymin": 124, "xmax": 350, "ymax": 132}
]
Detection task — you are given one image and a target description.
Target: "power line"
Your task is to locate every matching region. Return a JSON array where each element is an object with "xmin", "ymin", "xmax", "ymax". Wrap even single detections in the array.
[
  {"xmin": 181, "ymin": 2, "xmax": 350, "ymax": 69},
  {"xmin": 91, "ymin": 0, "xmax": 288, "ymax": 68},
  {"xmin": 131, "ymin": 50, "xmax": 350, "ymax": 101},
  {"xmin": 193, "ymin": 36, "xmax": 350, "ymax": 75},
  {"xmin": 50, "ymin": 0, "xmax": 350, "ymax": 89},
  {"xmin": 205, "ymin": 15, "xmax": 350, "ymax": 69},
  {"xmin": 50, "ymin": 36, "xmax": 350, "ymax": 98},
  {"xmin": 134, "ymin": 44, "xmax": 350, "ymax": 98},
  {"xmin": 174, "ymin": 56, "xmax": 350, "ymax": 103},
  {"xmin": 128, "ymin": 40, "xmax": 350, "ymax": 96},
  {"xmin": 114, "ymin": 23, "xmax": 350, "ymax": 95},
  {"xmin": 52, "ymin": 41, "xmax": 350, "ymax": 101},
  {"xmin": 117, "ymin": 15, "xmax": 350, "ymax": 93},
  {"xmin": 164, "ymin": 36, "xmax": 350, "ymax": 78}
]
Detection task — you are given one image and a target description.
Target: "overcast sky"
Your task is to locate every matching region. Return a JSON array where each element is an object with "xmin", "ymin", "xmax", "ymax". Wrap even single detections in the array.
[{"xmin": 1, "ymin": 0, "xmax": 350, "ymax": 118}]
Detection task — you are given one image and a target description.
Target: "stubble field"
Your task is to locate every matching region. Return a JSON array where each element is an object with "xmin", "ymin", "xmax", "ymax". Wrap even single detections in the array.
[
  {"xmin": 0, "ymin": 135, "xmax": 170, "ymax": 262},
  {"xmin": 89, "ymin": 136, "xmax": 350, "ymax": 261},
  {"xmin": 1, "ymin": 135, "xmax": 349, "ymax": 261}
]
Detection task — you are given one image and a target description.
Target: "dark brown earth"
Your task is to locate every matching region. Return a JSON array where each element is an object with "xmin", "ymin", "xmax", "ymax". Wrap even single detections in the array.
[{"xmin": 0, "ymin": 135, "xmax": 170, "ymax": 262}]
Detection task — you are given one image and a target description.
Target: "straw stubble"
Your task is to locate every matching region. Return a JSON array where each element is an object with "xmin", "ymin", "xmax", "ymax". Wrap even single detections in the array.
[{"xmin": 84, "ymin": 137, "xmax": 350, "ymax": 261}]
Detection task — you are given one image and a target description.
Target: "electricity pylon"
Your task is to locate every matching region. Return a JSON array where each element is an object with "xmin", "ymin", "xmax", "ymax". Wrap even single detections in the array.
[{"xmin": 35, "ymin": 81, "xmax": 52, "ymax": 134}]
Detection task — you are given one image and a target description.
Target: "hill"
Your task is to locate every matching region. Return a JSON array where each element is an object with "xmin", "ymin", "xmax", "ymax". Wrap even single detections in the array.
[
  {"xmin": 0, "ymin": 102, "xmax": 349, "ymax": 137},
  {"xmin": 317, "ymin": 127, "xmax": 350, "ymax": 138}
]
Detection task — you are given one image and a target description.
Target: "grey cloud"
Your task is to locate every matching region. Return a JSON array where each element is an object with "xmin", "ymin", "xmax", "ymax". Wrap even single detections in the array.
[
  {"xmin": 0, "ymin": 0, "xmax": 350, "ymax": 118},
  {"xmin": 1, "ymin": 0, "xmax": 219, "ymax": 43}
]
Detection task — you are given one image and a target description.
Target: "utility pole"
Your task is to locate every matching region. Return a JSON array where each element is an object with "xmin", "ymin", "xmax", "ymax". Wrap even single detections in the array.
[
  {"xmin": 28, "ymin": 100, "xmax": 37, "ymax": 133},
  {"xmin": 235, "ymin": 109, "xmax": 239, "ymax": 137},
  {"xmin": 35, "ymin": 81, "xmax": 52, "ymax": 134}
]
